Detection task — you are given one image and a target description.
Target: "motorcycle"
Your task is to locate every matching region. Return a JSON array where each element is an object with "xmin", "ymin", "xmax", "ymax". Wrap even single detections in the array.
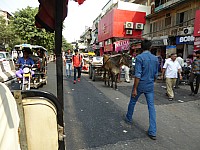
[{"xmin": 18, "ymin": 65, "xmax": 34, "ymax": 90}]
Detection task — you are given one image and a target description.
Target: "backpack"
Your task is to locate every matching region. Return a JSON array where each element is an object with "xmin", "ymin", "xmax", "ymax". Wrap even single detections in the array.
[{"xmin": 72, "ymin": 54, "xmax": 82, "ymax": 63}]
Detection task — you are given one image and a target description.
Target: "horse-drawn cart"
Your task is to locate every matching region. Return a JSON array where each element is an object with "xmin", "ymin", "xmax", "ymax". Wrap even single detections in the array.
[{"xmin": 89, "ymin": 56, "xmax": 104, "ymax": 81}]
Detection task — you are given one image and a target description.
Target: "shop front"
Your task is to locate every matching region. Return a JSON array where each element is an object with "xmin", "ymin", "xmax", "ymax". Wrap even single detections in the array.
[
  {"xmin": 98, "ymin": 9, "xmax": 146, "ymax": 55},
  {"xmin": 151, "ymin": 38, "xmax": 168, "ymax": 59},
  {"xmin": 176, "ymin": 35, "xmax": 194, "ymax": 59}
]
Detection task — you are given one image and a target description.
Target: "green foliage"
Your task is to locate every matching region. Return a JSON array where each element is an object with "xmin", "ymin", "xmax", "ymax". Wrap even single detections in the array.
[
  {"xmin": 0, "ymin": 7, "xmax": 72, "ymax": 53},
  {"xmin": 11, "ymin": 7, "xmax": 55, "ymax": 52},
  {"xmin": 62, "ymin": 36, "xmax": 73, "ymax": 52},
  {"xmin": 0, "ymin": 15, "xmax": 17, "ymax": 51}
]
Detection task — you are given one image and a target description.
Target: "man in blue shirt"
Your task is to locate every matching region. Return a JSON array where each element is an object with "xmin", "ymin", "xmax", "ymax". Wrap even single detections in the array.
[
  {"xmin": 124, "ymin": 40, "xmax": 158, "ymax": 140},
  {"xmin": 16, "ymin": 48, "xmax": 35, "ymax": 78}
]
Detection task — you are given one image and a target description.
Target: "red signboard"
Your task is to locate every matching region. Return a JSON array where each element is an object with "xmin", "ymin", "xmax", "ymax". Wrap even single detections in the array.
[
  {"xmin": 194, "ymin": 36, "xmax": 200, "ymax": 51},
  {"xmin": 114, "ymin": 40, "xmax": 130, "ymax": 52},
  {"xmin": 194, "ymin": 10, "xmax": 200, "ymax": 37},
  {"xmin": 98, "ymin": 9, "xmax": 146, "ymax": 42},
  {"xmin": 104, "ymin": 44, "xmax": 113, "ymax": 52}
]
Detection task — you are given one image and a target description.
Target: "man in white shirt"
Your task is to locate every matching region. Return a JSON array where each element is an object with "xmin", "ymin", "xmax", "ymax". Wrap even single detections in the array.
[
  {"xmin": 175, "ymin": 53, "xmax": 184, "ymax": 88},
  {"xmin": 161, "ymin": 53, "xmax": 182, "ymax": 100}
]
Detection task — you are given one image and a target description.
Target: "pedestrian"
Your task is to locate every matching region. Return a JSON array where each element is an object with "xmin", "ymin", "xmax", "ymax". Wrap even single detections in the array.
[
  {"xmin": 72, "ymin": 49, "xmax": 82, "ymax": 84},
  {"xmin": 175, "ymin": 53, "xmax": 184, "ymax": 88},
  {"xmin": 64, "ymin": 49, "xmax": 72, "ymax": 77},
  {"xmin": 124, "ymin": 65, "xmax": 130, "ymax": 83},
  {"xmin": 161, "ymin": 53, "xmax": 182, "ymax": 101},
  {"xmin": 124, "ymin": 39, "xmax": 158, "ymax": 140},
  {"xmin": 189, "ymin": 50, "xmax": 200, "ymax": 96}
]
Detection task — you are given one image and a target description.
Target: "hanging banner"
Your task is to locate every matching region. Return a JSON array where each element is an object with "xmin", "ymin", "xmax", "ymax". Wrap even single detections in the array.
[
  {"xmin": 114, "ymin": 40, "xmax": 130, "ymax": 52},
  {"xmin": 194, "ymin": 10, "xmax": 200, "ymax": 37},
  {"xmin": 194, "ymin": 37, "xmax": 200, "ymax": 51}
]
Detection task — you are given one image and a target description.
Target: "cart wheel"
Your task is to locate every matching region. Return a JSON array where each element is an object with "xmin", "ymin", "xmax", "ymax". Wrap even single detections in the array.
[
  {"xmin": 89, "ymin": 65, "xmax": 92, "ymax": 79},
  {"xmin": 92, "ymin": 69, "xmax": 95, "ymax": 81}
]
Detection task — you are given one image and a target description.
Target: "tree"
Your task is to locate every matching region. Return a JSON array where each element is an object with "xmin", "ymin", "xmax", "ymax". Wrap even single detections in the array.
[
  {"xmin": 62, "ymin": 36, "xmax": 73, "ymax": 52},
  {"xmin": 11, "ymin": 7, "xmax": 55, "ymax": 52},
  {"xmin": 8, "ymin": 6, "xmax": 72, "ymax": 53}
]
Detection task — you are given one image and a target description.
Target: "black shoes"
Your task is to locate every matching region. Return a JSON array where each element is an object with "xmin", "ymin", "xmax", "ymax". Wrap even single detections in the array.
[
  {"xmin": 123, "ymin": 114, "xmax": 133, "ymax": 125},
  {"xmin": 147, "ymin": 134, "xmax": 157, "ymax": 140}
]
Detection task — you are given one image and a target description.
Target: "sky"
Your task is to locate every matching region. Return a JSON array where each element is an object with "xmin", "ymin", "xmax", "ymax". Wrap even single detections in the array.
[{"xmin": 0, "ymin": 0, "xmax": 109, "ymax": 43}]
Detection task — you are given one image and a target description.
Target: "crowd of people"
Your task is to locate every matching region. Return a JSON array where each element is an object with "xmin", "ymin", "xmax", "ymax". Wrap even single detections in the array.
[{"xmin": 62, "ymin": 40, "xmax": 200, "ymax": 141}]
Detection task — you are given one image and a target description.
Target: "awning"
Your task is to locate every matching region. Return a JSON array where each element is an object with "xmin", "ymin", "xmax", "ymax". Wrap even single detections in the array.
[{"xmin": 35, "ymin": 0, "xmax": 87, "ymax": 32}]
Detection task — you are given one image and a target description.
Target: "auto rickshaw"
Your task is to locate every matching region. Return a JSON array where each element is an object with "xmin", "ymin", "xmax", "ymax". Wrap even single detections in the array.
[{"xmin": 31, "ymin": 45, "xmax": 48, "ymax": 86}]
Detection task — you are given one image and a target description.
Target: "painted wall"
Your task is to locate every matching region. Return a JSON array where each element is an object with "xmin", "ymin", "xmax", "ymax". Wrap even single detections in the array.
[{"xmin": 98, "ymin": 9, "xmax": 146, "ymax": 42}]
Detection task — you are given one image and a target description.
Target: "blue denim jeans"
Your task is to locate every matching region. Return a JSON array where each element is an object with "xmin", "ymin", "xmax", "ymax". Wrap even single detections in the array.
[
  {"xmin": 126, "ymin": 89, "xmax": 156, "ymax": 136},
  {"xmin": 73, "ymin": 67, "xmax": 81, "ymax": 81},
  {"xmin": 66, "ymin": 62, "xmax": 72, "ymax": 76}
]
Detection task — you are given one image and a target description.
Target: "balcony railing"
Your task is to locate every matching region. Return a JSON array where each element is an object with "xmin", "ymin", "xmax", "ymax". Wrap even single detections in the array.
[
  {"xmin": 155, "ymin": 0, "xmax": 187, "ymax": 13},
  {"xmin": 143, "ymin": 18, "xmax": 195, "ymax": 38}
]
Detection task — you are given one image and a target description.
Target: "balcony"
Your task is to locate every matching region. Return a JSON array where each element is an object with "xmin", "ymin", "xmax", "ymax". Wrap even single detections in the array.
[{"xmin": 155, "ymin": 0, "xmax": 187, "ymax": 13}]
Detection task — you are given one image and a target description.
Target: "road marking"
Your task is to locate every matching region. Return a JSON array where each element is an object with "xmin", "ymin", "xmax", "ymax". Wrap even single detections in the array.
[
  {"xmin": 178, "ymin": 100, "xmax": 184, "ymax": 103},
  {"xmin": 123, "ymin": 130, "xmax": 127, "ymax": 133}
]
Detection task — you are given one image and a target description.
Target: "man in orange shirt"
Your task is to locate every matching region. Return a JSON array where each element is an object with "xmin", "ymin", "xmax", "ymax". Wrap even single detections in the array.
[{"xmin": 72, "ymin": 49, "xmax": 82, "ymax": 84}]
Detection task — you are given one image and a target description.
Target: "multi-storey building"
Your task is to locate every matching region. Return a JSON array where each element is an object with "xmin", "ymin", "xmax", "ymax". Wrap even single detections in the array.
[
  {"xmin": 0, "ymin": 10, "xmax": 11, "ymax": 25},
  {"xmin": 144, "ymin": 0, "xmax": 200, "ymax": 59},
  {"xmin": 97, "ymin": 0, "xmax": 150, "ymax": 55}
]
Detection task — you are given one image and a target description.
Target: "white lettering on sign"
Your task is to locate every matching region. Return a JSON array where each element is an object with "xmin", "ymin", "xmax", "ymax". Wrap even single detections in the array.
[{"xmin": 179, "ymin": 36, "xmax": 195, "ymax": 43}]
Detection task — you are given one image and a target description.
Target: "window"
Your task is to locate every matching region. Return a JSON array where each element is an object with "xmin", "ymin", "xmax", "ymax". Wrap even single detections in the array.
[
  {"xmin": 150, "ymin": 23, "xmax": 153, "ymax": 33},
  {"xmin": 165, "ymin": 16, "xmax": 171, "ymax": 26},
  {"xmin": 176, "ymin": 11, "xmax": 185, "ymax": 25}
]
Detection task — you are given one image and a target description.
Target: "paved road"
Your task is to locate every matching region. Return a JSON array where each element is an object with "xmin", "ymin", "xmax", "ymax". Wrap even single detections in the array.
[{"xmin": 41, "ymin": 62, "xmax": 200, "ymax": 150}]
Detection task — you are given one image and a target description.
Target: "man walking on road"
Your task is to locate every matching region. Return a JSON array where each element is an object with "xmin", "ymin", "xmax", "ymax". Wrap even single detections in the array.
[
  {"xmin": 72, "ymin": 49, "xmax": 82, "ymax": 84},
  {"xmin": 175, "ymin": 53, "xmax": 184, "ymax": 88},
  {"xmin": 189, "ymin": 50, "xmax": 200, "ymax": 96},
  {"xmin": 161, "ymin": 53, "xmax": 182, "ymax": 101},
  {"xmin": 124, "ymin": 40, "xmax": 158, "ymax": 140},
  {"xmin": 64, "ymin": 49, "xmax": 73, "ymax": 77}
]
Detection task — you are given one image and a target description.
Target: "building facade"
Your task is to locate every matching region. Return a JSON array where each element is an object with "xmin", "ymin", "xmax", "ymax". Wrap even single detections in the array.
[
  {"xmin": 97, "ymin": 0, "xmax": 150, "ymax": 55},
  {"xmin": 144, "ymin": 0, "xmax": 200, "ymax": 59}
]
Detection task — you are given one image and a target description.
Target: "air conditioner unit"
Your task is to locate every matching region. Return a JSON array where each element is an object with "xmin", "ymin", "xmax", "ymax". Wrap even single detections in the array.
[
  {"xmin": 126, "ymin": 30, "xmax": 133, "ymax": 35},
  {"xmin": 124, "ymin": 22, "xmax": 134, "ymax": 29},
  {"xmin": 177, "ymin": 27, "xmax": 184, "ymax": 35},
  {"xmin": 183, "ymin": 27, "xmax": 194, "ymax": 35},
  {"xmin": 135, "ymin": 23, "xmax": 144, "ymax": 30}
]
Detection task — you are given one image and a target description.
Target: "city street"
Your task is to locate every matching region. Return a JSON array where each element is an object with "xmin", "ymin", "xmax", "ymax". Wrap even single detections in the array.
[{"xmin": 41, "ymin": 62, "xmax": 200, "ymax": 150}]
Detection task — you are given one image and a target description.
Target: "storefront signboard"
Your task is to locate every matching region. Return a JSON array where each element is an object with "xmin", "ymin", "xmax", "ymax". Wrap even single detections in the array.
[
  {"xmin": 114, "ymin": 40, "xmax": 130, "ymax": 52},
  {"xmin": 176, "ymin": 36, "xmax": 194, "ymax": 44},
  {"xmin": 151, "ymin": 40, "xmax": 164, "ymax": 47}
]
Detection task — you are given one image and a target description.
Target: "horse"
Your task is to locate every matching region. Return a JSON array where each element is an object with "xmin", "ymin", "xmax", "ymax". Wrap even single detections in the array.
[{"xmin": 103, "ymin": 53, "xmax": 131, "ymax": 90}]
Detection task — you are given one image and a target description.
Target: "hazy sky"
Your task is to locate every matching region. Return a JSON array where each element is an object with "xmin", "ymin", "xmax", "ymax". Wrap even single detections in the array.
[{"xmin": 0, "ymin": 0, "xmax": 108, "ymax": 42}]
